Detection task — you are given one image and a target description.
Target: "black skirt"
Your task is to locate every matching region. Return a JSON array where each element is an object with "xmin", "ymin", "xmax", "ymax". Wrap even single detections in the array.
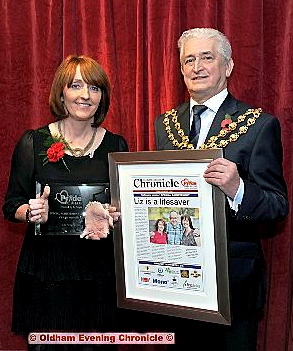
[{"xmin": 12, "ymin": 272, "xmax": 119, "ymax": 335}]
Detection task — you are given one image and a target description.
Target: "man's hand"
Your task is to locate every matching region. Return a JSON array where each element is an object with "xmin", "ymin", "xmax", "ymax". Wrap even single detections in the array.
[
  {"xmin": 107, "ymin": 205, "xmax": 121, "ymax": 225},
  {"xmin": 203, "ymin": 158, "xmax": 240, "ymax": 199}
]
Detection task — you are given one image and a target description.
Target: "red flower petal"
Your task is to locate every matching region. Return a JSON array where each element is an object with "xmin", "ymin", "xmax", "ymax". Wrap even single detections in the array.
[{"xmin": 221, "ymin": 118, "xmax": 232, "ymax": 131}]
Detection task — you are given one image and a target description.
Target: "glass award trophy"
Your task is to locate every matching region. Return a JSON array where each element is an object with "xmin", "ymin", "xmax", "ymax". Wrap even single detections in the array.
[{"xmin": 35, "ymin": 181, "xmax": 110, "ymax": 235}]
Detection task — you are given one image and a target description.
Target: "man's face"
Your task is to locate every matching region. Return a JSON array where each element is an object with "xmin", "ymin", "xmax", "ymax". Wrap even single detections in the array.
[
  {"xmin": 169, "ymin": 213, "xmax": 178, "ymax": 226},
  {"xmin": 180, "ymin": 37, "xmax": 234, "ymax": 103}
]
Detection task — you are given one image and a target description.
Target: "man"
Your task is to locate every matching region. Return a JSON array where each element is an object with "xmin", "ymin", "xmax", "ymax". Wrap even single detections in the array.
[
  {"xmin": 166, "ymin": 210, "xmax": 183, "ymax": 244},
  {"xmin": 155, "ymin": 28, "xmax": 288, "ymax": 350}
]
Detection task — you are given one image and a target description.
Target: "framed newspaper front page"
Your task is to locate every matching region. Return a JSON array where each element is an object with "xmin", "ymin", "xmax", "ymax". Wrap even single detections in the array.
[{"xmin": 108, "ymin": 149, "xmax": 230, "ymax": 325}]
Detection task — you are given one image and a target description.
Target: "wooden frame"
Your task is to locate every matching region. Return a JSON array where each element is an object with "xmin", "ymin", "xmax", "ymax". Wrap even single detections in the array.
[{"xmin": 109, "ymin": 149, "xmax": 230, "ymax": 325}]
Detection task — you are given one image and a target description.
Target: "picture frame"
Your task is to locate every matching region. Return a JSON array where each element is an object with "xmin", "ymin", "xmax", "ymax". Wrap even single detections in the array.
[{"xmin": 108, "ymin": 149, "xmax": 230, "ymax": 325}]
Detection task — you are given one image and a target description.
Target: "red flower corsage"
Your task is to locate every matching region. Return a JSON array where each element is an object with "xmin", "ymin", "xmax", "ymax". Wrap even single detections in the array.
[
  {"xmin": 47, "ymin": 142, "xmax": 66, "ymax": 162},
  {"xmin": 39, "ymin": 129, "xmax": 70, "ymax": 172}
]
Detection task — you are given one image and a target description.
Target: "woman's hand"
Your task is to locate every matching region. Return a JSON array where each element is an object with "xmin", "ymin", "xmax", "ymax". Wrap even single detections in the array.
[
  {"xmin": 81, "ymin": 202, "xmax": 115, "ymax": 240},
  {"xmin": 28, "ymin": 185, "xmax": 50, "ymax": 224}
]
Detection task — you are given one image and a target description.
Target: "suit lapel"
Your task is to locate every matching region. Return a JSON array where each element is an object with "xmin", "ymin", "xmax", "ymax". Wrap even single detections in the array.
[
  {"xmin": 205, "ymin": 93, "xmax": 239, "ymax": 142},
  {"xmin": 176, "ymin": 102, "xmax": 190, "ymax": 134}
]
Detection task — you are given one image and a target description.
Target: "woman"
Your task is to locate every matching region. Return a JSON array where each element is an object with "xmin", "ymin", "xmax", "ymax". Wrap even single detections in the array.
[
  {"xmin": 150, "ymin": 218, "xmax": 167, "ymax": 244},
  {"xmin": 2, "ymin": 55, "xmax": 128, "ymax": 350},
  {"xmin": 180, "ymin": 215, "xmax": 201, "ymax": 246}
]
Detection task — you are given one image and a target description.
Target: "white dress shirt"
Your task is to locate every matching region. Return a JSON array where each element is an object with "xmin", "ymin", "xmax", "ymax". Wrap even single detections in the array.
[{"xmin": 190, "ymin": 89, "xmax": 244, "ymax": 211}]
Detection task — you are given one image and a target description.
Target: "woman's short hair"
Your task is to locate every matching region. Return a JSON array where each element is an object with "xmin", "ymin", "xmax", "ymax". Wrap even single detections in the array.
[{"xmin": 49, "ymin": 55, "xmax": 111, "ymax": 127}]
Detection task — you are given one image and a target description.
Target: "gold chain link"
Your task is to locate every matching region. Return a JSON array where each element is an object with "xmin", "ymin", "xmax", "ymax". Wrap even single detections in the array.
[{"xmin": 163, "ymin": 107, "xmax": 262, "ymax": 150}]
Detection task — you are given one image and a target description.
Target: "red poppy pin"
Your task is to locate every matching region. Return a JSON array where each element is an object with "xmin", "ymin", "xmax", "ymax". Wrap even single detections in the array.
[{"xmin": 220, "ymin": 114, "xmax": 233, "ymax": 131}]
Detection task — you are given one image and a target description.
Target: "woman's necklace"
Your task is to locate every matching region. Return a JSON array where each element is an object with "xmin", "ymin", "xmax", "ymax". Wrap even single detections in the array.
[{"xmin": 58, "ymin": 120, "xmax": 97, "ymax": 157}]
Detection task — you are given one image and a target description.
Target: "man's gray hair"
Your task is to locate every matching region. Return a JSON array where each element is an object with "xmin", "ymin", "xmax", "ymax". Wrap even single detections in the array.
[{"xmin": 178, "ymin": 28, "xmax": 232, "ymax": 64}]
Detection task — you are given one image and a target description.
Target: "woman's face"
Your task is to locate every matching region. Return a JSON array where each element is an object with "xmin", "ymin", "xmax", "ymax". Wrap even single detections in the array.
[
  {"xmin": 182, "ymin": 217, "xmax": 190, "ymax": 228},
  {"xmin": 62, "ymin": 65, "xmax": 102, "ymax": 121},
  {"xmin": 157, "ymin": 220, "xmax": 165, "ymax": 232}
]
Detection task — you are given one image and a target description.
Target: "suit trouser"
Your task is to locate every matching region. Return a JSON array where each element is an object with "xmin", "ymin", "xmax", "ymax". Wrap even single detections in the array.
[{"xmin": 165, "ymin": 313, "xmax": 259, "ymax": 351}]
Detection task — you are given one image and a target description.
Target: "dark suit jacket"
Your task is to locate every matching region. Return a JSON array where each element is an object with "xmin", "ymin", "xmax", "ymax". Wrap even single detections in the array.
[{"xmin": 155, "ymin": 93, "xmax": 288, "ymax": 316}]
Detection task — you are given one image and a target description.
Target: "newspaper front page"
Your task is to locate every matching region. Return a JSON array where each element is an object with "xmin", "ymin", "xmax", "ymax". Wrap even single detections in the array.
[{"xmin": 118, "ymin": 162, "xmax": 218, "ymax": 311}]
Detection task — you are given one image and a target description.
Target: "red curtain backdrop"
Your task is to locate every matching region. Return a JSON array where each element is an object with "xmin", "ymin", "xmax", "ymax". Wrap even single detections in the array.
[{"xmin": 0, "ymin": 0, "xmax": 292, "ymax": 350}]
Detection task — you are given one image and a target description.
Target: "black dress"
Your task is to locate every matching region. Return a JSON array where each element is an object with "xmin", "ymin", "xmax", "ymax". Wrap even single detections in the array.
[{"xmin": 3, "ymin": 126, "xmax": 129, "ymax": 336}]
